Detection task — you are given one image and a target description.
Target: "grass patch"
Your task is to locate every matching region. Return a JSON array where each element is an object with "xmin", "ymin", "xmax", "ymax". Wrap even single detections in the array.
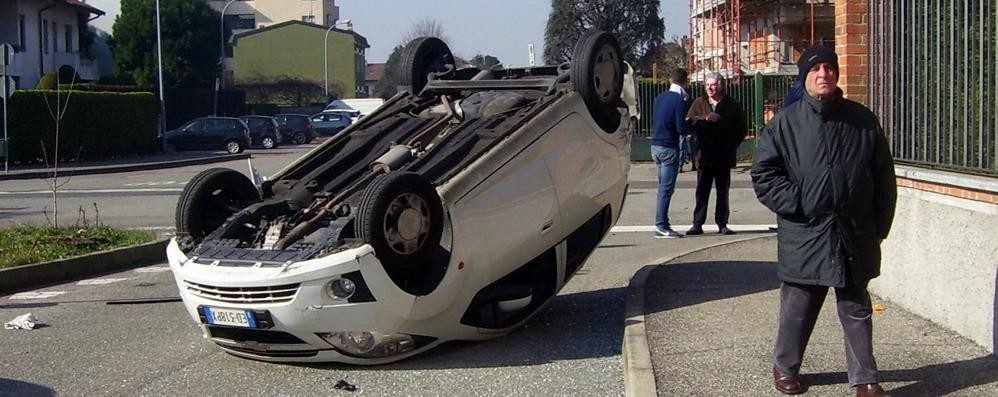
[{"xmin": 0, "ymin": 225, "xmax": 155, "ymax": 269}]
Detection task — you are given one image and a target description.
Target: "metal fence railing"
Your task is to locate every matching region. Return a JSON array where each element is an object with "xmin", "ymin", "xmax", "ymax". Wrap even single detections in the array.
[
  {"xmin": 870, "ymin": 0, "xmax": 998, "ymax": 176},
  {"xmin": 635, "ymin": 74, "xmax": 795, "ymax": 139}
]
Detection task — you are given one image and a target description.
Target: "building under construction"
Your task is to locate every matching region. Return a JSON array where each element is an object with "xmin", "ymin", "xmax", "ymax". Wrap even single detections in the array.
[{"xmin": 688, "ymin": 0, "xmax": 835, "ymax": 81}]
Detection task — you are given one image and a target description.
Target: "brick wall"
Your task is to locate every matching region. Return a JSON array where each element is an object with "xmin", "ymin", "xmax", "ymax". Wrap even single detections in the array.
[
  {"xmin": 835, "ymin": 0, "xmax": 869, "ymax": 106},
  {"xmin": 896, "ymin": 178, "xmax": 998, "ymax": 205}
]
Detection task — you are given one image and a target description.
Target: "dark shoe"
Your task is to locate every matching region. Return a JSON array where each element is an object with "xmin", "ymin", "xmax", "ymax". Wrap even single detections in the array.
[
  {"xmin": 718, "ymin": 226, "xmax": 736, "ymax": 235},
  {"xmin": 856, "ymin": 383, "xmax": 889, "ymax": 397},
  {"xmin": 686, "ymin": 225, "xmax": 704, "ymax": 235},
  {"xmin": 773, "ymin": 367, "xmax": 803, "ymax": 394}
]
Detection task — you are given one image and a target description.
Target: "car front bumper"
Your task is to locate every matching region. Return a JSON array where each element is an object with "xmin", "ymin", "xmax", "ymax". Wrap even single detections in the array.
[{"xmin": 166, "ymin": 239, "xmax": 437, "ymax": 364}]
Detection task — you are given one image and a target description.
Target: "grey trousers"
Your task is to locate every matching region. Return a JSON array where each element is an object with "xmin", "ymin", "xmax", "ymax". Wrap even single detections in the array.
[{"xmin": 772, "ymin": 281, "xmax": 878, "ymax": 386}]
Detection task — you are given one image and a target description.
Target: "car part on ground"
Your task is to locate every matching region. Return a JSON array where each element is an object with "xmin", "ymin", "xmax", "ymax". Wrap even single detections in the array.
[{"xmin": 168, "ymin": 31, "xmax": 633, "ymax": 364}]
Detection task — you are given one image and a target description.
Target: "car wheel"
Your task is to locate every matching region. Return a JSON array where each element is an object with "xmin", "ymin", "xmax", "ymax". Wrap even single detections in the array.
[
  {"xmin": 225, "ymin": 140, "xmax": 243, "ymax": 154},
  {"xmin": 355, "ymin": 172, "xmax": 444, "ymax": 276},
  {"xmin": 571, "ymin": 31, "xmax": 624, "ymax": 133},
  {"xmin": 261, "ymin": 136, "xmax": 276, "ymax": 149},
  {"xmin": 293, "ymin": 132, "xmax": 308, "ymax": 145},
  {"xmin": 400, "ymin": 37, "xmax": 454, "ymax": 96},
  {"xmin": 175, "ymin": 168, "xmax": 260, "ymax": 240}
]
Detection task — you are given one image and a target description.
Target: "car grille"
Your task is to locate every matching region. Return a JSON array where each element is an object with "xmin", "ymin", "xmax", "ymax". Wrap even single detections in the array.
[{"xmin": 183, "ymin": 281, "xmax": 299, "ymax": 304}]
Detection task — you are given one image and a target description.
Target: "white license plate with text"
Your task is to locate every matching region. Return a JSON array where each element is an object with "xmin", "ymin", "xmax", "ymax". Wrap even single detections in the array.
[{"xmin": 203, "ymin": 307, "xmax": 256, "ymax": 328}]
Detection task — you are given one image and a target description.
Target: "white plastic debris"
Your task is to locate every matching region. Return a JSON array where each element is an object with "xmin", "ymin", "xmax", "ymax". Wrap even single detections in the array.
[{"xmin": 4, "ymin": 313, "xmax": 45, "ymax": 330}]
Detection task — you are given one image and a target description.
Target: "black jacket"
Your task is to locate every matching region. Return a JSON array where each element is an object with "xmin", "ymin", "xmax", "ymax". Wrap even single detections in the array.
[
  {"xmin": 751, "ymin": 90, "xmax": 897, "ymax": 287},
  {"xmin": 687, "ymin": 95, "xmax": 747, "ymax": 168}
]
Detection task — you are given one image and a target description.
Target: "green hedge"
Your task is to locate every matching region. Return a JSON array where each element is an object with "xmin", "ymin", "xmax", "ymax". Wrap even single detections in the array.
[{"xmin": 3, "ymin": 90, "xmax": 158, "ymax": 164}]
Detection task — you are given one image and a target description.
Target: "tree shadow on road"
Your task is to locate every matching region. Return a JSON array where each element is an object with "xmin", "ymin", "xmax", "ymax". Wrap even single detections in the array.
[
  {"xmin": 804, "ymin": 355, "xmax": 998, "ymax": 396},
  {"xmin": 0, "ymin": 378, "xmax": 56, "ymax": 397},
  {"xmin": 642, "ymin": 260, "xmax": 781, "ymax": 316},
  {"xmin": 306, "ymin": 286, "xmax": 627, "ymax": 370}
]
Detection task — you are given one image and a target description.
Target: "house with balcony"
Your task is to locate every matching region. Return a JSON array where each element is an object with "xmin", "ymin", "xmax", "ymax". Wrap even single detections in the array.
[{"xmin": 0, "ymin": 0, "xmax": 105, "ymax": 89}]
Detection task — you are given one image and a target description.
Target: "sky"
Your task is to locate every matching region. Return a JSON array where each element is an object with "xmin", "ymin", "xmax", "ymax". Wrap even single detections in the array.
[{"xmin": 87, "ymin": 0, "xmax": 691, "ymax": 66}]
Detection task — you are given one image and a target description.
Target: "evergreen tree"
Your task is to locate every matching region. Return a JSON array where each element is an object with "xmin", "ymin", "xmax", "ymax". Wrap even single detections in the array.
[
  {"xmin": 543, "ymin": 0, "xmax": 664, "ymax": 74},
  {"xmin": 112, "ymin": 0, "xmax": 222, "ymax": 88}
]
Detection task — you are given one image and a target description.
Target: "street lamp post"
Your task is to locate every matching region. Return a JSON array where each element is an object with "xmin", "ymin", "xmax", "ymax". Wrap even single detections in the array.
[
  {"xmin": 155, "ymin": 0, "xmax": 167, "ymax": 152},
  {"xmin": 215, "ymin": 0, "xmax": 237, "ymax": 116},
  {"xmin": 324, "ymin": 19, "xmax": 352, "ymax": 98}
]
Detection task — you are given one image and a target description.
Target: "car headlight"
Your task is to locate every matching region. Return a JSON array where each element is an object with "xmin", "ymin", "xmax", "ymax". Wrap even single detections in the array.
[
  {"xmin": 325, "ymin": 278, "xmax": 355, "ymax": 300},
  {"xmin": 317, "ymin": 331, "xmax": 415, "ymax": 358}
]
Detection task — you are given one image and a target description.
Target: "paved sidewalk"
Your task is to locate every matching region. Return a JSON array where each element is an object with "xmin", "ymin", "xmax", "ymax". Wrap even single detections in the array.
[{"xmin": 640, "ymin": 237, "xmax": 998, "ymax": 396}]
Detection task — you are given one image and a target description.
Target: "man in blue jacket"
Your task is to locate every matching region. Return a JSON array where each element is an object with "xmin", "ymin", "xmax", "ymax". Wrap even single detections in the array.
[{"xmin": 650, "ymin": 69, "xmax": 689, "ymax": 238}]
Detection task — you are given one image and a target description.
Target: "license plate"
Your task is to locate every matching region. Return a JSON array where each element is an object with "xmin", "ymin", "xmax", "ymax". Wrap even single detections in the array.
[{"xmin": 202, "ymin": 307, "xmax": 256, "ymax": 328}]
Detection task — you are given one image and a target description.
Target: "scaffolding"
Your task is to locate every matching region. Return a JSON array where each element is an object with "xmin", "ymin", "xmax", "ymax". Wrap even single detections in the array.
[{"xmin": 688, "ymin": 0, "xmax": 835, "ymax": 81}]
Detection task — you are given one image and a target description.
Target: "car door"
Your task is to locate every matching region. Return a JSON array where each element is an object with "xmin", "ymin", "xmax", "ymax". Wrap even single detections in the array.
[
  {"xmin": 310, "ymin": 114, "xmax": 329, "ymax": 134},
  {"xmin": 178, "ymin": 120, "xmax": 204, "ymax": 149},
  {"xmin": 200, "ymin": 118, "xmax": 224, "ymax": 149}
]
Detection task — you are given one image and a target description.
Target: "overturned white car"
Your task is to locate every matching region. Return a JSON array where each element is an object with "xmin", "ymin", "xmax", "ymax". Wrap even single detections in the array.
[{"xmin": 167, "ymin": 31, "xmax": 635, "ymax": 364}]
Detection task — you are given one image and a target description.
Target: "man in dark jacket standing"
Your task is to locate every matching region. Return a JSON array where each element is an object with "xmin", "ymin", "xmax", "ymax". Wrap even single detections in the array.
[
  {"xmin": 686, "ymin": 72, "xmax": 746, "ymax": 235},
  {"xmin": 751, "ymin": 46, "xmax": 896, "ymax": 397}
]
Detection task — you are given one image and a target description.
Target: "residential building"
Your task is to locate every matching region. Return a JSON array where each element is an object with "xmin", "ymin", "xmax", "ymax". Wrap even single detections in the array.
[
  {"xmin": 363, "ymin": 62, "xmax": 384, "ymax": 98},
  {"xmin": 232, "ymin": 20, "xmax": 368, "ymax": 98},
  {"xmin": 688, "ymin": 0, "xmax": 834, "ymax": 80},
  {"xmin": 207, "ymin": 0, "xmax": 344, "ymax": 87},
  {"xmin": 0, "ymin": 0, "xmax": 105, "ymax": 88},
  {"xmin": 206, "ymin": 0, "xmax": 340, "ymax": 30}
]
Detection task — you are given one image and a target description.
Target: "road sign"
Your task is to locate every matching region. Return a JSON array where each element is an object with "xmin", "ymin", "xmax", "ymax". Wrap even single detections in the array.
[
  {"xmin": 0, "ymin": 43, "xmax": 13, "ymax": 76},
  {"xmin": 0, "ymin": 76, "xmax": 13, "ymax": 99}
]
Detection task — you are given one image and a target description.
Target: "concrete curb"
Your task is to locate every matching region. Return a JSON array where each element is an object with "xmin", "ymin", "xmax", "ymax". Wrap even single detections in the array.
[
  {"xmin": 0, "ymin": 153, "xmax": 250, "ymax": 181},
  {"xmin": 0, "ymin": 238, "xmax": 169, "ymax": 295},
  {"xmin": 622, "ymin": 234, "xmax": 775, "ymax": 397}
]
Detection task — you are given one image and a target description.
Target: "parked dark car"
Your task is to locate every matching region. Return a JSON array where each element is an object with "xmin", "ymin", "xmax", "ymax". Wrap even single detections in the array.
[
  {"xmin": 309, "ymin": 112, "xmax": 352, "ymax": 135},
  {"xmin": 164, "ymin": 117, "xmax": 250, "ymax": 154},
  {"xmin": 273, "ymin": 114, "xmax": 315, "ymax": 144},
  {"xmin": 239, "ymin": 115, "xmax": 281, "ymax": 149}
]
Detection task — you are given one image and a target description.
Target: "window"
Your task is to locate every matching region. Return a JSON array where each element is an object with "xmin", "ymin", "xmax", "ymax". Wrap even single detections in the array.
[
  {"xmin": 224, "ymin": 14, "xmax": 256, "ymax": 30},
  {"xmin": 65, "ymin": 24, "xmax": 72, "ymax": 53},
  {"xmin": 52, "ymin": 23, "xmax": 57, "ymax": 53},
  {"xmin": 43, "ymin": 20, "xmax": 49, "ymax": 54},
  {"xmin": 302, "ymin": 15, "xmax": 315, "ymax": 23},
  {"xmin": 18, "ymin": 15, "xmax": 26, "ymax": 50}
]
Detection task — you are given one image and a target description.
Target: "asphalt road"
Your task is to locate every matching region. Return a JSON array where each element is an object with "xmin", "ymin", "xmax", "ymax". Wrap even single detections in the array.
[{"xmin": 0, "ymin": 161, "xmax": 777, "ymax": 396}]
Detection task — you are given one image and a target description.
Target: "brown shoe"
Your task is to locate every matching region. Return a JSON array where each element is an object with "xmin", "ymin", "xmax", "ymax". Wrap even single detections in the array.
[
  {"xmin": 773, "ymin": 367, "xmax": 803, "ymax": 394},
  {"xmin": 856, "ymin": 383, "xmax": 889, "ymax": 397}
]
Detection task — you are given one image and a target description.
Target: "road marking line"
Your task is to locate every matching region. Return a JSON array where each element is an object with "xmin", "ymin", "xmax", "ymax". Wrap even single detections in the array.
[
  {"xmin": 9, "ymin": 291, "xmax": 66, "ymax": 300},
  {"xmin": 134, "ymin": 267, "xmax": 171, "ymax": 273},
  {"xmin": 77, "ymin": 278, "xmax": 131, "ymax": 286},
  {"xmin": 0, "ymin": 188, "xmax": 183, "ymax": 195},
  {"xmin": 610, "ymin": 224, "xmax": 777, "ymax": 233}
]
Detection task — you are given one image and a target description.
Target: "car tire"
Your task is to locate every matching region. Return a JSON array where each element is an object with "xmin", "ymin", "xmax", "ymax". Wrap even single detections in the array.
[
  {"xmin": 400, "ymin": 37, "xmax": 454, "ymax": 96},
  {"xmin": 175, "ymin": 168, "xmax": 260, "ymax": 239},
  {"xmin": 261, "ymin": 136, "xmax": 276, "ymax": 149},
  {"xmin": 355, "ymin": 172, "xmax": 444, "ymax": 277},
  {"xmin": 571, "ymin": 31, "xmax": 624, "ymax": 133},
  {"xmin": 293, "ymin": 132, "xmax": 308, "ymax": 145},
  {"xmin": 225, "ymin": 140, "xmax": 244, "ymax": 154}
]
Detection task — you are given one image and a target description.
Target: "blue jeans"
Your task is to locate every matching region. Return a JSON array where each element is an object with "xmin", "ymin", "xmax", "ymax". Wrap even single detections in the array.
[{"xmin": 651, "ymin": 145, "xmax": 680, "ymax": 229}]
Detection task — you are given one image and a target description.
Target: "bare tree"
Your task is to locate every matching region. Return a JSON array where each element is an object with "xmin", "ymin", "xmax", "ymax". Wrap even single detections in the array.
[
  {"xmin": 402, "ymin": 17, "xmax": 450, "ymax": 44},
  {"xmin": 40, "ymin": 67, "xmax": 80, "ymax": 227}
]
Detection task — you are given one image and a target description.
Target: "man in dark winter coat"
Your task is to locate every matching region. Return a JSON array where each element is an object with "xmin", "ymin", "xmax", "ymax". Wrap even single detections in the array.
[
  {"xmin": 686, "ymin": 72, "xmax": 746, "ymax": 235},
  {"xmin": 751, "ymin": 46, "xmax": 897, "ymax": 397}
]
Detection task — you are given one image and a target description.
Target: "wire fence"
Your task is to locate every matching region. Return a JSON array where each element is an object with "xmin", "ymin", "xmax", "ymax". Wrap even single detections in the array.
[
  {"xmin": 870, "ymin": 0, "xmax": 998, "ymax": 176},
  {"xmin": 635, "ymin": 74, "xmax": 795, "ymax": 139}
]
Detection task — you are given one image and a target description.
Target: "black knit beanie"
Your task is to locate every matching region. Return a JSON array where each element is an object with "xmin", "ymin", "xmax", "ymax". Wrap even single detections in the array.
[{"xmin": 797, "ymin": 46, "xmax": 839, "ymax": 82}]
